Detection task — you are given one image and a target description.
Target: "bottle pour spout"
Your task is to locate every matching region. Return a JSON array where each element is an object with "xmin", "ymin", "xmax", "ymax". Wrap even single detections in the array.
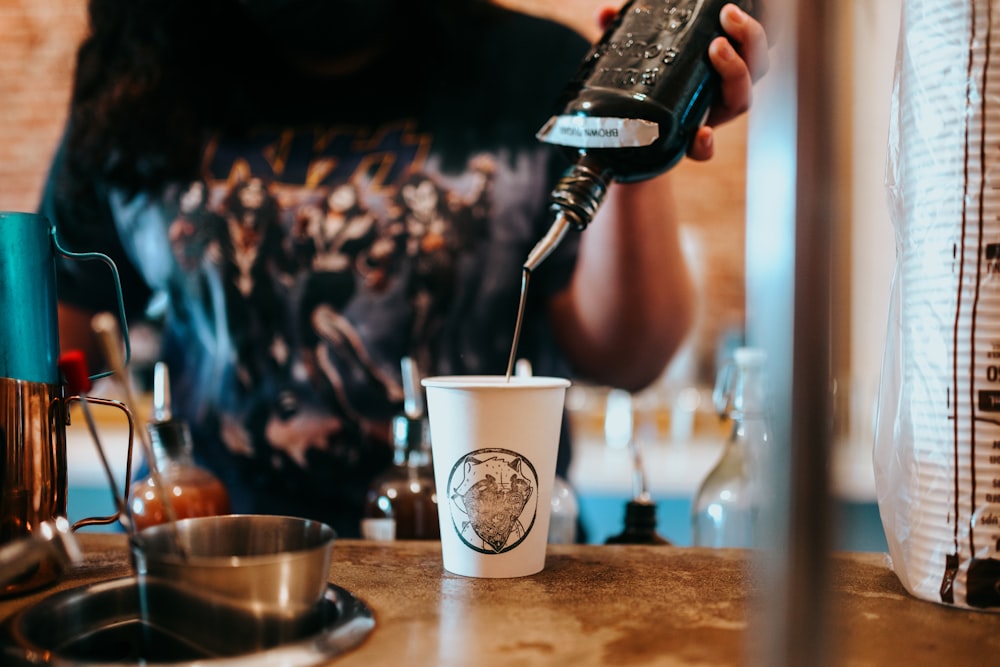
[
  {"xmin": 524, "ymin": 213, "xmax": 571, "ymax": 272},
  {"xmin": 524, "ymin": 160, "xmax": 611, "ymax": 272}
]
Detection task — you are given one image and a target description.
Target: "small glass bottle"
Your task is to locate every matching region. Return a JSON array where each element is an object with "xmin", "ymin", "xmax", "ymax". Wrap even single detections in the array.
[
  {"xmin": 691, "ymin": 347, "xmax": 770, "ymax": 548},
  {"xmin": 548, "ymin": 475, "xmax": 580, "ymax": 544},
  {"xmin": 128, "ymin": 363, "xmax": 230, "ymax": 531},
  {"xmin": 361, "ymin": 414, "xmax": 439, "ymax": 540}
]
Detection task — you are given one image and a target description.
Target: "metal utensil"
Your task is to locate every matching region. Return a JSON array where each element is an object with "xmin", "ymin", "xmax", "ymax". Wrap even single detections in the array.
[{"xmin": 0, "ymin": 518, "xmax": 81, "ymax": 592}]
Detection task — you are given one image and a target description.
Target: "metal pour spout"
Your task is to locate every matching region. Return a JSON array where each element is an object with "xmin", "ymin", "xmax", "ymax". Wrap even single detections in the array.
[
  {"xmin": 525, "ymin": 161, "xmax": 609, "ymax": 272},
  {"xmin": 524, "ymin": 213, "xmax": 571, "ymax": 272}
]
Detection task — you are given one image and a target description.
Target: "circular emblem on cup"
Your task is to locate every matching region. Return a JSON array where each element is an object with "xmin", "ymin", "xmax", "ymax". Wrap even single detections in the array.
[{"xmin": 447, "ymin": 448, "xmax": 538, "ymax": 554}]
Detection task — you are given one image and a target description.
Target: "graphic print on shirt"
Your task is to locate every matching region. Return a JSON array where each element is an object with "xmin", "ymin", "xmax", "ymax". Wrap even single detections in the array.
[{"xmin": 162, "ymin": 122, "xmax": 498, "ymax": 480}]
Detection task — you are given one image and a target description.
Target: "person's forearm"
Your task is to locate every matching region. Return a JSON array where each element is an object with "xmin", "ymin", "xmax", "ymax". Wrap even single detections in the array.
[{"xmin": 548, "ymin": 172, "xmax": 695, "ymax": 391}]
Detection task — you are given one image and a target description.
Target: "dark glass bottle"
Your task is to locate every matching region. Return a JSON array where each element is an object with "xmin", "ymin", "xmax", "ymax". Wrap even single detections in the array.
[
  {"xmin": 128, "ymin": 363, "xmax": 230, "ymax": 531},
  {"xmin": 361, "ymin": 414, "xmax": 440, "ymax": 540},
  {"xmin": 605, "ymin": 498, "xmax": 671, "ymax": 545},
  {"xmin": 361, "ymin": 357, "xmax": 439, "ymax": 541},
  {"xmin": 536, "ymin": 0, "xmax": 757, "ymax": 231}
]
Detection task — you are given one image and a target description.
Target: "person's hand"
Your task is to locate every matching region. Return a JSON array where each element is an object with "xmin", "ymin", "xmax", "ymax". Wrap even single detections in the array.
[
  {"xmin": 691, "ymin": 3, "xmax": 770, "ymax": 160},
  {"xmin": 595, "ymin": 3, "xmax": 770, "ymax": 162}
]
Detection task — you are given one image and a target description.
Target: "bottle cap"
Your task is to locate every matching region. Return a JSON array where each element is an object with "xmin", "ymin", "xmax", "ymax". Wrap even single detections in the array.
[
  {"xmin": 624, "ymin": 499, "xmax": 659, "ymax": 529},
  {"xmin": 734, "ymin": 347, "xmax": 767, "ymax": 367},
  {"xmin": 147, "ymin": 361, "xmax": 192, "ymax": 461}
]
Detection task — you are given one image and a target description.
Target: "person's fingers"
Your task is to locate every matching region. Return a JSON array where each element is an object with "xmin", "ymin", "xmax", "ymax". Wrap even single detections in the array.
[
  {"xmin": 687, "ymin": 126, "xmax": 715, "ymax": 162},
  {"xmin": 703, "ymin": 4, "xmax": 772, "ymax": 128},
  {"xmin": 587, "ymin": 2, "xmax": 770, "ymax": 158},
  {"xmin": 720, "ymin": 3, "xmax": 771, "ymax": 83},
  {"xmin": 707, "ymin": 35, "xmax": 753, "ymax": 125},
  {"xmin": 596, "ymin": 5, "xmax": 618, "ymax": 33}
]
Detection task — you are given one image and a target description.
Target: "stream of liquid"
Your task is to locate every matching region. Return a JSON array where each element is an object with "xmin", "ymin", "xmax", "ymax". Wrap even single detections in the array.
[{"xmin": 505, "ymin": 268, "xmax": 531, "ymax": 382}]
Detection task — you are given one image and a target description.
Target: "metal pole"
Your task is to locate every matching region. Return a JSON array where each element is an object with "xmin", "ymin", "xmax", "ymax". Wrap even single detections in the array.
[{"xmin": 745, "ymin": 0, "xmax": 838, "ymax": 664}]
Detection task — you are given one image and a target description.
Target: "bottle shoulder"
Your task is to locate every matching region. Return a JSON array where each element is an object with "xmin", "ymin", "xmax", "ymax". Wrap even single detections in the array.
[
  {"xmin": 368, "ymin": 464, "xmax": 435, "ymax": 488},
  {"xmin": 138, "ymin": 461, "xmax": 222, "ymax": 484},
  {"xmin": 605, "ymin": 531, "xmax": 670, "ymax": 545}
]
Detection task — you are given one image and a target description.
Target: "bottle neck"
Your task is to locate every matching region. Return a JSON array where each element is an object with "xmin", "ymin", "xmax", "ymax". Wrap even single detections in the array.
[
  {"xmin": 392, "ymin": 415, "xmax": 430, "ymax": 468},
  {"xmin": 721, "ymin": 409, "xmax": 770, "ymax": 475},
  {"xmin": 548, "ymin": 159, "xmax": 611, "ymax": 231},
  {"xmin": 717, "ymin": 361, "xmax": 768, "ymax": 421},
  {"xmin": 725, "ymin": 371, "xmax": 769, "ymax": 455},
  {"xmin": 624, "ymin": 499, "xmax": 658, "ymax": 533},
  {"xmin": 147, "ymin": 420, "xmax": 196, "ymax": 469}
]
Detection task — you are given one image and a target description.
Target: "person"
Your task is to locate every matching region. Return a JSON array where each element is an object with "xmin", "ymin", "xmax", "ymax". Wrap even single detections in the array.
[{"xmin": 43, "ymin": 0, "xmax": 770, "ymax": 538}]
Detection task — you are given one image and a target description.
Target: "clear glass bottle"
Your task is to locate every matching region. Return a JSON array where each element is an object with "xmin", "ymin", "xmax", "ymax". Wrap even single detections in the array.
[
  {"xmin": 128, "ymin": 363, "xmax": 230, "ymax": 531},
  {"xmin": 361, "ymin": 414, "xmax": 439, "ymax": 540},
  {"xmin": 548, "ymin": 475, "xmax": 580, "ymax": 544},
  {"xmin": 691, "ymin": 347, "xmax": 770, "ymax": 548}
]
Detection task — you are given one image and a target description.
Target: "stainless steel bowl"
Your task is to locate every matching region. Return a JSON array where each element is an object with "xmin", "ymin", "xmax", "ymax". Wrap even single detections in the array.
[
  {"xmin": 1, "ymin": 575, "xmax": 375, "ymax": 666},
  {"xmin": 132, "ymin": 514, "xmax": 336, "ymax": 618}
]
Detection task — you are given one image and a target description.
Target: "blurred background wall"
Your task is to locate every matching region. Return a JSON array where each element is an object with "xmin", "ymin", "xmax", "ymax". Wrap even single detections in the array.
[{"xmin": 0, "ymin": 0, "xmax": 88, "ymax": 213}]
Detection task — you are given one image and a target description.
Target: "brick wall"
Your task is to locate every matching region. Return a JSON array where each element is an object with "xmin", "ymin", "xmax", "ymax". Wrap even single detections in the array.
[{"xmin": 0, "ymin": 0, "xmax": 88, "ymax": 212}]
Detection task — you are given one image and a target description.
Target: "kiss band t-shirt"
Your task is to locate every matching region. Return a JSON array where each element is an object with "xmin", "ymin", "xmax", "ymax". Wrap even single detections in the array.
[{"xmin": 45, "ymin": 8, "xmax": 588, "ymax": 537}]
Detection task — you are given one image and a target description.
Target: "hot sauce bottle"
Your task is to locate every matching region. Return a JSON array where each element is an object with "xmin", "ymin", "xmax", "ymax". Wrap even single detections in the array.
[{"xmin": 128, "ymin": 362, "xmax": 230, "ymax": 530}]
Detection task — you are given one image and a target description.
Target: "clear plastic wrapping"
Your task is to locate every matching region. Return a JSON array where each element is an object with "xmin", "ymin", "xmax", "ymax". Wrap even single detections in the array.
[{"xmin": 877, "ymin": 0, "xmax": 1000, "ymax": 611}]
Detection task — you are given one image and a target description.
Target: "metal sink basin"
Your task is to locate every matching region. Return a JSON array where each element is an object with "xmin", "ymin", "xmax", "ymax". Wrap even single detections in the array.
[{"xmin": 0, "ymin": 576, "xmax": 374, "ymax": 666}]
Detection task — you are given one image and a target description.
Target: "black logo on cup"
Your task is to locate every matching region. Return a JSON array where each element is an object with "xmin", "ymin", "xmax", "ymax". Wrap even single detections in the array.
[{"xmin": 447, "ymin": 448, "xmax": 538, "ymax": 554}]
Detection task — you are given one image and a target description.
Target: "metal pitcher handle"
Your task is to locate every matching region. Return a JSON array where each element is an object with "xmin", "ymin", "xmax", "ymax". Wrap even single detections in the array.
[
  {"xmin": 65, "ymin": 395, "xmax": 136, "ymax": 530},
  {"xmin": 52, "ymin": 226, "xmax": 131, "ymax": 381}
]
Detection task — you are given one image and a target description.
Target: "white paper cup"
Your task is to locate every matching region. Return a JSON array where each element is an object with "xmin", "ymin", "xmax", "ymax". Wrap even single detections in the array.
[{"xmin": 421, "ymin": 375, "xmax": 570, "ymax": 578}]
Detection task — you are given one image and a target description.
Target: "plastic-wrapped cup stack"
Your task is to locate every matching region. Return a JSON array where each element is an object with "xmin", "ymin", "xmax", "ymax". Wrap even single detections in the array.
[{"xmin": 878, "ymin": 0, "xmax": 1000, "ymax": 611}]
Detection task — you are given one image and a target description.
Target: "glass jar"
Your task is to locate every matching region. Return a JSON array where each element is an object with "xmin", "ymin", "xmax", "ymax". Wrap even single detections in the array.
[
  {"xmin": 128, "ymin": 418, "xmax": 230, "ymax": 531},
  {"xmin": 128, "ymin": 362, "xmax": 230, "ymax": 531}
]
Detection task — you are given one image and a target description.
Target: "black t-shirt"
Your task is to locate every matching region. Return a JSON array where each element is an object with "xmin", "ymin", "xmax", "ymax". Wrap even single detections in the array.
[{"xmin": 44, "ymin": 7, "xmax": 589, "ymax": 537}]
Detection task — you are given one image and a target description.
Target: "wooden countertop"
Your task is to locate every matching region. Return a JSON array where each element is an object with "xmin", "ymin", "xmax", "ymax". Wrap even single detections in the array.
[{"xmin": 2, "ymin": 534, "xmax": 998, "ymax": 666}]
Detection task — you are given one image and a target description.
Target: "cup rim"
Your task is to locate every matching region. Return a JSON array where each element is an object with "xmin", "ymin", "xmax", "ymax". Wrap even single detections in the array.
[
  {"xmin": 134, "ymin": 514, "xmax": 336, "ymax": 566},
  {"xmin": 421, "ymin": 375, "xmax": 570, "ymax": 389}
]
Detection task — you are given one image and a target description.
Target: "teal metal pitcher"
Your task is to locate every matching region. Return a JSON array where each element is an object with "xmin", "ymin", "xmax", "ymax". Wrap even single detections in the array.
[{"xmin": 0, "ymin": 211, "xmax": 133, "ymax": 597}]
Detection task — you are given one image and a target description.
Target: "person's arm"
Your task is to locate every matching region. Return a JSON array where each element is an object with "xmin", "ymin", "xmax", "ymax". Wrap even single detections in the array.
[{"xmin": 548, "ymin": 4, "xmax": 770, "ymax": 391}]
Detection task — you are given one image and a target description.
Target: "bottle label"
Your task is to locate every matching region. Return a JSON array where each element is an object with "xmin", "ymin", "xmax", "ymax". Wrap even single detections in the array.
[
  {"xmin": 536, "ymin": 115, "xmax": 660, "ymax": 149},
  {"xmin": 361, "ymin": 517, "xmax": 396, "ymax": 541}
]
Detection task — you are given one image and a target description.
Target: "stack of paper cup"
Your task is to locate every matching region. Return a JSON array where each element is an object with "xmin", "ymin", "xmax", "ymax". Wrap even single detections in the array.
[{"xmin": 878, "ymin": 0, "xmax": 1000, "ymax": 611}]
